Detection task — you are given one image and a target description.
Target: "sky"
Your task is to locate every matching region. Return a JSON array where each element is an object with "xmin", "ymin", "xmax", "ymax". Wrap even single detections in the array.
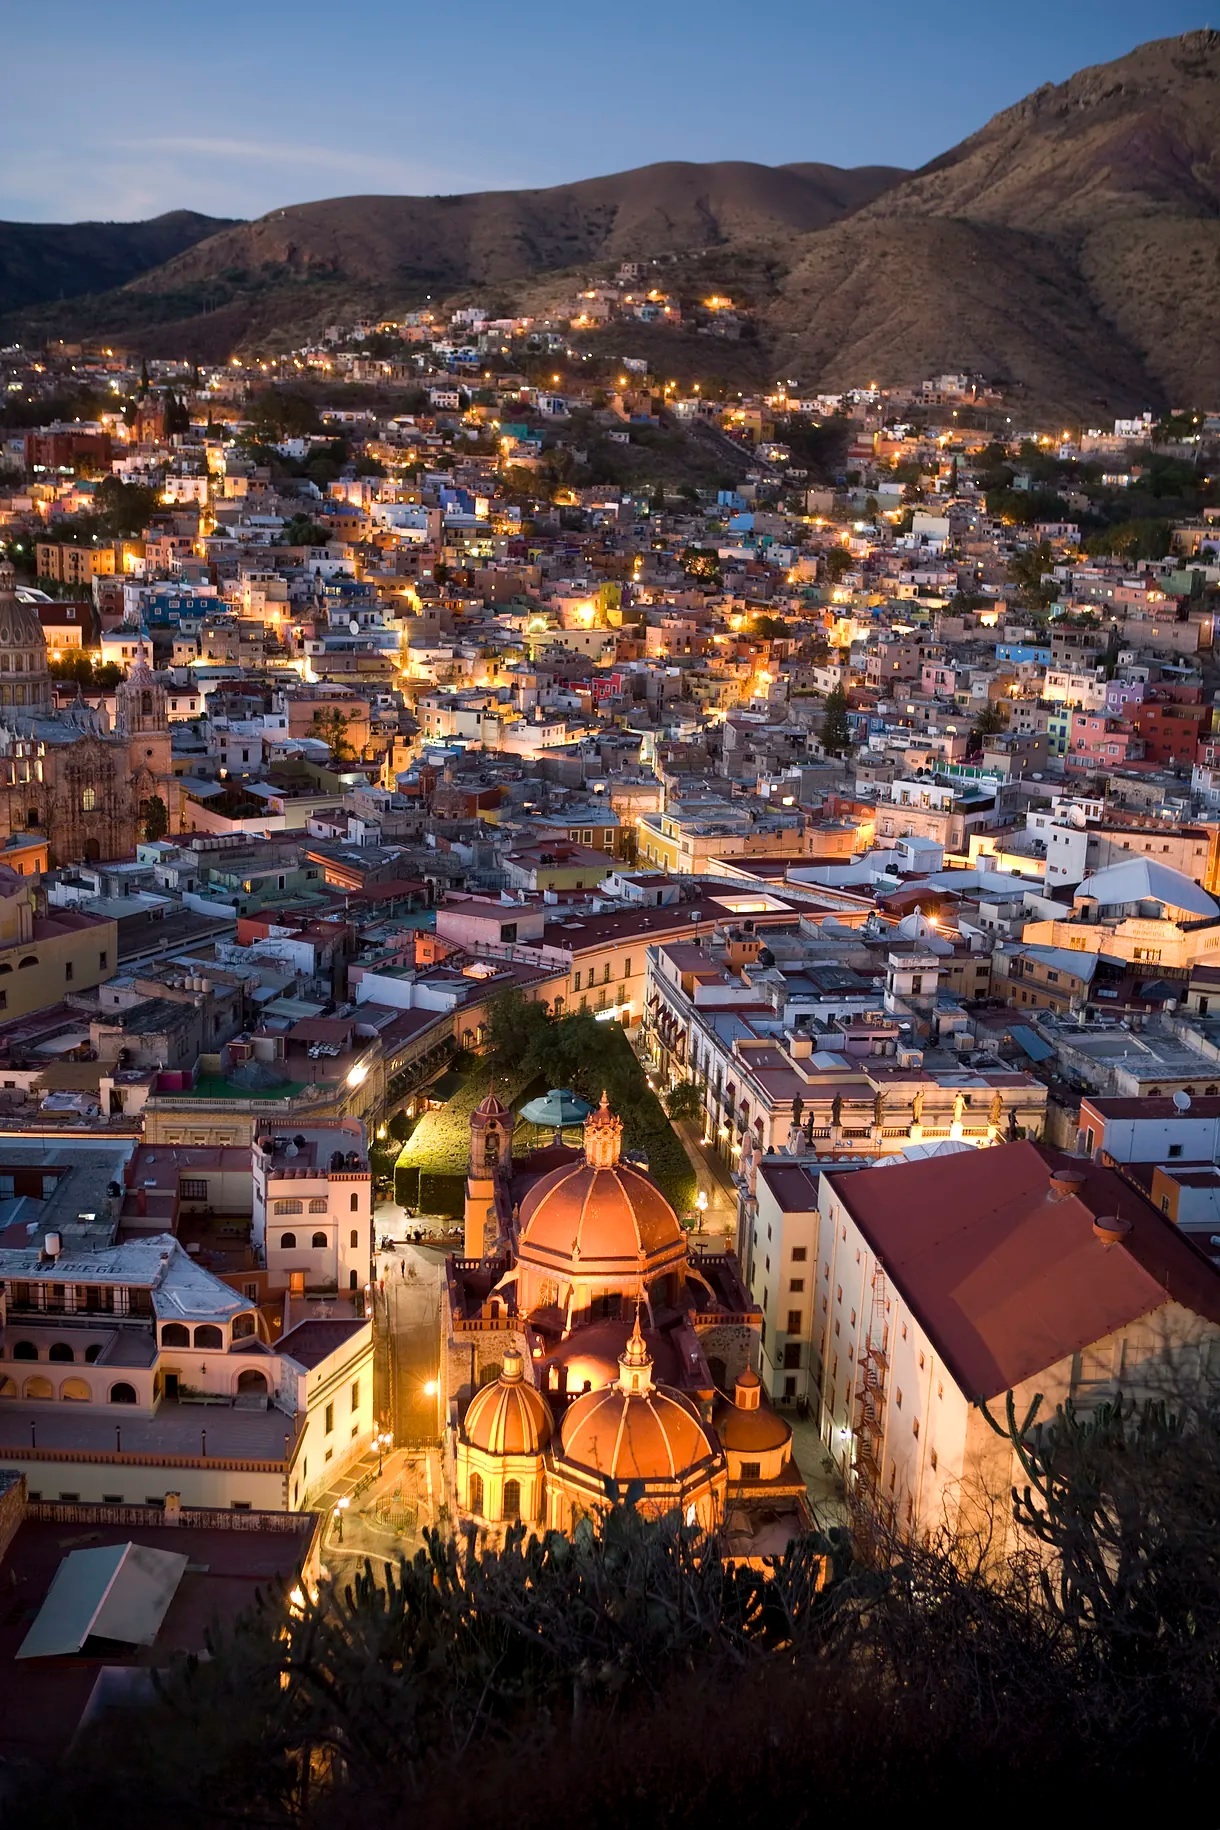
[{"xmin": 0, "ymin": 0, "xmax": 1209, "ymax": 222}]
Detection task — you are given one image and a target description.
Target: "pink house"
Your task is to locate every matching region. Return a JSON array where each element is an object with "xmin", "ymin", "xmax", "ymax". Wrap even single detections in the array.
[{"xmin": 1065, "ymin": 710, "xmax": 1145, "ymax": 773}]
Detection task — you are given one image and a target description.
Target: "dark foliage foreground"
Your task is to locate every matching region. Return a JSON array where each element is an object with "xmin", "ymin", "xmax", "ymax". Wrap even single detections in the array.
[{"xmin": 15, "ymin": 1393, "xmax": 1220, "ymax": 1827}]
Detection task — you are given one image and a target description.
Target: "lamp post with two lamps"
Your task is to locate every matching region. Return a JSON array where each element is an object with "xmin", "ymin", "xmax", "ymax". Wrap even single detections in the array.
[
  {"xmin": 374, "ymin": 1427, "xmax": 393, "ymax": 1475},
  {"xmin": 333, "ymin": 1494, "xmax": 350, "ymax": 1542}
]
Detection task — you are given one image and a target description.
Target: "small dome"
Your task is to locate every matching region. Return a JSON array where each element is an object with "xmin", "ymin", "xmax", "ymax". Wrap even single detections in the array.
[
  {"xmin": 472, "ymin": 1091, "xmax": 511, "ymax": 1125},
  {"xmin": 712, "ymin": 1383, "xmax": 792, "ymax": 1458},
  {"xmin": 463, "ymin": 1352, "xmax": 552, "ymax": 1456},
  {"xmin": 560, "ymin": 1382, "xmax": 716, "ymax": 1482},
  {"xmin": 559, "ymin": 1312, "xmax": 716, "ymax": 1482},
  {"xmin": 517, "ymin": 1098, "xmax": 683, "ymax": 1276}
]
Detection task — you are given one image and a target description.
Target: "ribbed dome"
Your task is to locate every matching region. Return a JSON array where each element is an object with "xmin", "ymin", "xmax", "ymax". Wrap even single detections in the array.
[
  {"xmin": 463, "ymin": 1352, "xmax": 552, "ymax": 1456},
  {"xmin": 560, "ymin": 1381, "xmax": 716, "ymax": 1482},
  {"xmin": 0, "ymin": 564, "xmax": 52, "ymax": 715},
  {"xmin": 712, "ymin": 1390, "xmax": 792, "ymax": 1457},
  {"xmin": 518, "ymin": 1160, "xmax": 684, "ymax": 1273}
]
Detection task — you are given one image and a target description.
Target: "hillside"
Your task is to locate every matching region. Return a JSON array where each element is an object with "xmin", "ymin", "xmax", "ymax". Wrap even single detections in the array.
[
  {"xmin": 4, "ymin": 31, "xmax": 1220, "ymax": 410},
  {"xmin": 771, "ymin": 28, "xmax": 1220, "ymax": 409},
  {"xmin": 0, "ymin": 210, "xmax": 238, "ymax": 314}
]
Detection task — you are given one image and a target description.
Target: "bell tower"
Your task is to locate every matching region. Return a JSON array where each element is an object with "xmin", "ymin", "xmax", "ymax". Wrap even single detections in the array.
[
  {"xmin": 464, "ymin": 1092, "xmax": 512, "ymax": 1258},
  {"xmin": 583, "ymin": 1091, "xmax": 622, "ymax": 1169},
  {"xmin": 115, "ymin": 645, "xmax": 168, "ymax": 738}
]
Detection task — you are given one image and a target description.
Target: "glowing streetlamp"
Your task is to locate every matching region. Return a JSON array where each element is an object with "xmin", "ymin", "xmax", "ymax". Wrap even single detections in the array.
[
  {"xmin": 374, "ymin": 1428, "xmax": 393, "ymax": 1475},
  {"xmin": 333, "ymin": 1495, "xmax": 350, "ymax": 1542}
]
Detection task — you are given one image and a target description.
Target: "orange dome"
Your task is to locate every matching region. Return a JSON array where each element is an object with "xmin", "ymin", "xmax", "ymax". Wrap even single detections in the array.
[
  {"xmin": 560, "ymin": 1382, "xmax": 716, "ymax": 1482},
  {"xmin": 712, "ymin": 1396, "xmax": 792, "ymax": 1458},
  {"xmin": 518, "ymin": 1160, "xmax": 684, "ymax": 1274},
  {"xmin": 463, "ymin": 1353, "xmax": 552, "ymax": 1456}
]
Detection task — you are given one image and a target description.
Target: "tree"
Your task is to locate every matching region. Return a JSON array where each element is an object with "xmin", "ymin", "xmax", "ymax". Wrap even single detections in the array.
[
  {"xmin": 665, "ymin": 1080, "xmax": 704, "ymax": 1122},
  {"xmin": 1007, "ymin": 540, "xmax": 1059, "ymax": 609},
  {"xmin": 247, "ymin": 388, "xmax": 321, "ymax": 441},
  {"xmin": 143, "ymin": 794, "xmax": 169, "ymax": 842},
  {"xmin": 823, "ymin": 548, "xmax": 854, "ymax": 585},
  {"xmin": 281, "ymin": 515, "xmax": 330, "ymax": 548},
  {"xmin": 93, "ymin": 476, "xmax": 160, "ymax": 540},
  {"xmin": 820, "ymin": 686, "xmax": 852, "ymax": 757},
  {"xmin": 312, "ymin": 708, "xmax": 354, "ymax": 764}
]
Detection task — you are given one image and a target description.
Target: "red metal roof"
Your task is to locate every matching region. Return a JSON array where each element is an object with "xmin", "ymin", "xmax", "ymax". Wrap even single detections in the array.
[{"xmin": 827, "ymin": 1142, "xmax": 1220, "ymax": 1400}]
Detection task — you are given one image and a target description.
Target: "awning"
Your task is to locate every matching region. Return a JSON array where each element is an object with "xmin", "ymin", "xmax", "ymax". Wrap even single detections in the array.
[
  {"xmin": 17, "ymin": 1542, "xmax": 188, "ymax": 1659},
  {"xmin": 1008, "ymin": 1024, "xmax": 1056, "ymax": 1064}
]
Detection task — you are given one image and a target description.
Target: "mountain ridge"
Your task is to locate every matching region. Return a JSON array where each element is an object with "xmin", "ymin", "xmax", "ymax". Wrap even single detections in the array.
[{"xmin": 4, "ymin": 30, "xmax": 1220, "ymax": 412}]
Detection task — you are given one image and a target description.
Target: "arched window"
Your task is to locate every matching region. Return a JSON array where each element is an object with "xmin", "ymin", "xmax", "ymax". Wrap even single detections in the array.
[
  {"xmin": 308, "ymin": 1197, "xmax": 327, "ymax": 1213},
  {"xmin": 280, "ymin": 1232, "xmax": 297, "ymax": 1250},
  {"xmin": 60, "ymin": 1378, "xmax": 91, "ymax": 1402},
  {"xmin": 109, "ymin": 1382, "xmax": 137, "ymax": 1404},
  {"xmin": 193, "ymin": 1324, "xmax": 223, "ymax": 1350},
  {"xmin": 311, "ymin": 1231, "xmax": 327, "ymax": 1249},
  {"xmin": 350, "ymin": 1229, "xmax": 358, "ymax": 1248},
  {"xmin": 84, "ymin": 1344, "xmax": 103, "ymax": 1364},
  {"xmin": 502, "ymin": 1478, "xmax": 521, "ymax": 1521},
  {"xmin": 17, "ymin": 956, "xmax": 37, "ymax": 969},
  {"xmin": 24, "ymin": 1376, "xmax": 53, "ymax": 1400},
  {"xmin": 350, "ymin": 1192, "xmax": 359, "ymax": 1211},
  {"xmin": 81, "ymin": 787, "xmax": 96, "ymax": 813},
  {"xmin": 236, "ymin": 1369, "xmax": 268, "ymax": 1394},
  {"xmin": 274, "ymin": 1199, "xmax": 302, "ymax": 1216},
  {"xmin": 231, "ymin": 1313, "xmax": 256, "ymax": 1340},
  {"xmin": 161, "ymin": 1323, "xmax": 190, "ymax": 1347},
  {"xmin": 12, "ymin": 1341, "xmax": 37, "ymax": 1361},
  {"xmin": 349, "ymin": 1269, "xmax": 358, "ymax": 1289},
  {"xmin": 0, "ymin": 963, "xmax": 11, "ymax": 976},
  {"xmin": 0, "ymin": 1376, "xmax": 17, "ymax": 1398},
  {"xmin": 468, "ymin": 1471, "xmax": 484, "ymax": 1515},
  {"xmin": 48, "ymin": 1343, "xmax": 73, "ymax": 1362}
]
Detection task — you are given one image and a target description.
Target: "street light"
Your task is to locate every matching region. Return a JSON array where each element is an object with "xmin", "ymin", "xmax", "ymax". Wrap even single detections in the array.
[
  {"xmin": 374, "ymin": 1428, "xmax": 393, "ymax": 1474},
  {"xmin": 333, "ymin": 1495, "xmax": 350, "ymax": 1542}
]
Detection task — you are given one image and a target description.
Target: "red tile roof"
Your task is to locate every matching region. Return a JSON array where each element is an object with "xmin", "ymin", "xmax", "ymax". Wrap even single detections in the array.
[{"xmin": 826, "ymin": 1142, "xmax": 1220, "ymax": 1400}]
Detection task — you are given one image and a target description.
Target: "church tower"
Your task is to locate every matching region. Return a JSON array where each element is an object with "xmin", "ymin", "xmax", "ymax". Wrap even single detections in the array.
[
  {"xmin": 114, "ymin": 645, "xmax": 168, "ymax": 737},
  {"xmin": 464, "ymin": 1092, "xmax": 513, "ymax": 1258},
  {"xmin": 0, "ymin": 561, "xmax": 53, "ymax": 719}
]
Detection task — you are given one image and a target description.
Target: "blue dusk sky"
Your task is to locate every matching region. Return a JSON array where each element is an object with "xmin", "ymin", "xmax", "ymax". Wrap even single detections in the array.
[{"xmin": 0, "ymin": 0, "xmax": 1208, "ymax": 222}]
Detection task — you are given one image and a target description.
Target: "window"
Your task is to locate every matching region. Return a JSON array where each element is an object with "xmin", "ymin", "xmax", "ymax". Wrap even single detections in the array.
[
  {"xmin": 929, "ymin": 1448, "xmax": 938, "ymax": 1471},
  {"xmin": 193, "ymin": 1324, "xmax": 223, "ymax": 1349},
  {"xmin": 912, "ymin": 1417, "xmax": 920, "ymax": 1438},
  {"xmin": 792, "ymin": 1247, "xmax": 807, "ymax": 1263},
  {"xmin": 81, "ymin": 786, "xmax": 96, "ymax": 812},
  {"xmin": 895, "ymin": 1389, "xmax": 903, "ymax": 1409},
  {"xmin": 468, "ymin": 1472, "xmax": 484, "ymax": 1514},
  {"xmin": 502, "ymin": 1478, "xmax": 521, "ymax": 1521},
  {"xmin": 740, "ymin": 1461, "xmax": 761, "ymax": 1480},
  {"xmin": 309, "ymin": 1197, "xmax": 327, "ymax": 1213},
  {"xmin": 789, "ymin": 1278, "xmax": 805, "ymax": 1294},
  {"xmin": 280, "ymin": 1232, "xmax": 297, "ymax": 1250},
  {"xmin": 48, "ymin": 1342, "xmax": 73, "ymax": 1362},
  {"xmin": 181, "ymin": 1179, "xmax": 207, "ymax": 1200},
  {"xmin": 274, "ymin": 1199, "xmax": 303, "ymax": 1215},
  {"xmin": 12, "ymin": 1341, "xmax": 36, "ymax": 1360},
  {"xmin": 351, "ymin": 1380, "xmax": 360, "ymax": 1411},
  {"xmin": 161, "ymin": 1322, "xmax": 189, "ymax": 1347},
  {"xmin": 109, "ymin": 1382, "xmax": 137, "ymax": 1404},
  {"xmin": 787, "ymin": 1309, "xmax": 802, "ymax": 1334},
  {"xmin": 64, "ymin": 961, "xmax": 73, "ymax": 982},
  {"xmin": 573, "ymin": 970, "xmax": 581, "ymax": 992},
  {"xmin": 350, "ymin": 1192, "xmax": 359, "ymax": 1211},
  {"xmin": 1168, "ymin": 1143, "xmax": 1183, "ymax": 1159},
  {"xmin": 324, "ymin": 1402, "xmax": 334, "ymax": 1435},
  {"xmin": 310, "ymin": 1230, "xmax": 327, "ymax": 1249},
  {"xmin": 783, "ymin": 1343, "xmax": 801, "ymax": 1369}
]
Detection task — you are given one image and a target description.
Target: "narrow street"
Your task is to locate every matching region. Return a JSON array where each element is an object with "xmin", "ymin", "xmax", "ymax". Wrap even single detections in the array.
[
  {"xmin": 318, "ymin": 1211, "xmax": 445, "ymax": 1575},
  {"xmin": 672, "ymin": 1117, "xmax": 740, "ymax": 1244}
]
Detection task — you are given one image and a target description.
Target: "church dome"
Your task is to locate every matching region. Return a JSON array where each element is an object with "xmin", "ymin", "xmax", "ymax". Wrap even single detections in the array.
[
  {"xmin": 712, "ymin": 1368, "xmax": 792, "ymax": 1456},
  {"xmin": 558, "ymin": 1314, "xmax": 716, "ymax": 1483},
  {"xmin": 463, "ymin": 1352, "xmax": 552, "ymax": 1456},
  {"xmin": 517, "ymin": 1092, "xmax": 684, "ymax": 1277},
  {"xmin": 0, "ymin": 563, "xmax": 52, "ymax": 715}
]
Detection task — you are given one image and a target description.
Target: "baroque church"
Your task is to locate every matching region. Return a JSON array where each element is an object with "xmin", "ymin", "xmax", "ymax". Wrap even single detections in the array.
[
  {"xmin": 442, "ymin": 1092, "xmax": 811, "ymax": 1560},
  {"xmin": 0, "ymin": 563, "xmax": 179, "ymax": 865}
]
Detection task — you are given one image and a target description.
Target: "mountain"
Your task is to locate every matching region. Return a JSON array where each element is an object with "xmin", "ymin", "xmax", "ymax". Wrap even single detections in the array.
[
  {"xmin": 0, "ymin": 210, "xmax": 239, "ymax": 315},
  {"xmin": 4, "ymin": 31, "xmax": 1220, "ymax": 411},
  {"xmin": 0, "ymin": 162, "xmax": 905, "ymax": 360},
  {"xmin": 770, "ymin": 28, "xmax": 1220, "ymax": 410}
]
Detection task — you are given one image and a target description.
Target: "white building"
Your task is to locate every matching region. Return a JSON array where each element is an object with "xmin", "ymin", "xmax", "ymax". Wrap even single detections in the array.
[
  {"xmin": 811, "ymin": 1142, "xmax": 1220, "ymax": 1547},
  {"xmin": 0, "ymin": 1233, "xmax": 374, "ymax": 1510},
  {"xmin": 253, "ymin": 1122, "xmax": 373, "ymax": 1296}
]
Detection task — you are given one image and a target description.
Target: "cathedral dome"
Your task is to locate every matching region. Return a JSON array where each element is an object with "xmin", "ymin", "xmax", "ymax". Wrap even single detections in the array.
[
  {"xmin": 463, "ymin": 1352, "xmax": 552, "ymax": 1456},
  {"xmin": 712, "ymin": 1368, "xmax": 792, "ymax": 1457},
  {"xmin": 0, "ymin": 563, "xmax": 52, "ymax": 715},
  {"xmin": 517, "ymin": 1093, "xmax": 684, "ymax": 1278},
  {"xmin": 558, "ymin": 1314, "xmax": 716, "ymax": 1483}
]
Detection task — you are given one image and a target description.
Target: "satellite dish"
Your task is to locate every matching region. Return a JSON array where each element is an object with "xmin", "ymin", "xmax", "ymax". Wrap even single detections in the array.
[
  {"xmin": 1173, "ymin": 1091, "xmax": 1192, "ymax": 1113},
  {"xmin": 349, "ymin": 617, "xmax": 361, "ymax": 636}
]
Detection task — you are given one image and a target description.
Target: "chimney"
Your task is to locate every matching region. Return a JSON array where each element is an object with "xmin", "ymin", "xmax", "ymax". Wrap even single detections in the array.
[
  {"xmin": 1048, "ymin": 1168, "xmax": 1088, "ymax": 1202},
  {"xmin": 1093, "ymin": 1214, "xmax": 1132, "ymax": 1247}
]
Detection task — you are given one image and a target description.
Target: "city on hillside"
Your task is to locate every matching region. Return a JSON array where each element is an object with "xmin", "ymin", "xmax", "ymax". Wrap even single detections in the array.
[{"xmin": 1, "ymin": 16, "xmax": 1220, "ymax": 1819}]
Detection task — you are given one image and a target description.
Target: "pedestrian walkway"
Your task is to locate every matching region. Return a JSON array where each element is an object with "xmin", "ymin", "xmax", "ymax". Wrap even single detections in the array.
[
  {"xmin": 788, "ymin": 1411, "xmax": 849, "ymax": 1529},
  {"xmin": 672, "ymin": 1118, "xmax": 738, "ymax": 1240}
]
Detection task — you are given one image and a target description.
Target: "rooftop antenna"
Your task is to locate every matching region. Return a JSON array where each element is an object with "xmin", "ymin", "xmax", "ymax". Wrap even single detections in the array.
[{"xmin": 1174, "ymin": 1090, "xmax": 1192, "ymax": 1113}]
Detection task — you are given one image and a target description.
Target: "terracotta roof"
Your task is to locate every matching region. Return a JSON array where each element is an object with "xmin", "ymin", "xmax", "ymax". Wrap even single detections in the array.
[
  {"xmin": 462, "ymin": 1355, "xmax": 552, "ymax": 1455},
  {"xmin": 559, "ymin": 1382, "xmax": 715, "ymax": 1482},
  {"xmin": 518, "ymin": 1161, "xmax": 685, "ymax": 1273},
  {"xmin": 826, "ymin": 1142, "xmax": 1220, "ymax": 1400}
]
